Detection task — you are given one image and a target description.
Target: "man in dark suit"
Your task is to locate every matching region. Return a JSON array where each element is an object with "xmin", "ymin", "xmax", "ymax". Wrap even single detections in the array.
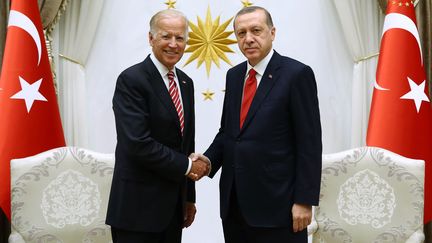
[
  {"xmin": 194, "ymin": 6, "xmax": 322, "ymax": 243},
  {"xmin": 106, "ymin": 9, "xmax": 209, "ymax": 243}
]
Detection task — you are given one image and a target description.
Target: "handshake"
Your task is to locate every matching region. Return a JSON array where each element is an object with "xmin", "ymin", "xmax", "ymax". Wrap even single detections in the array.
[{"xmin": 187, "ymin": 153, "xmax": 211, "ymax": 181}]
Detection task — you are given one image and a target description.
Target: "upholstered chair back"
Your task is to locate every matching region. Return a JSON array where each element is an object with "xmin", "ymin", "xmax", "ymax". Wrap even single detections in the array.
[
  {"xmin": 9, "ymin": 147, "xmax": 114, "ymax": 243},
  {"xmin": 308, "ymin": 146, "xmax": 425, "ymax": 243}
]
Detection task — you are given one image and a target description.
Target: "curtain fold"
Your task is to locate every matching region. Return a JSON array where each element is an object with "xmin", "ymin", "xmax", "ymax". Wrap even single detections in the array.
[
  {"xmin": 58, "ymin": 0, "xmax": 104, "ymax": 147},
  {"xmin": 0, "ymin": 0, "xmax": 9, "ymax": 72},
  {"xmin": 332, "ymin": 0, "xmax": 380, "ymax": 147}
]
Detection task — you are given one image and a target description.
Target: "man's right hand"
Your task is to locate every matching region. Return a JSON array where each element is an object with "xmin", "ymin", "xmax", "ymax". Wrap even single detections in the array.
[{"xmin": 187, "ymin": 153, "xmax": 210, "ymax": 181}]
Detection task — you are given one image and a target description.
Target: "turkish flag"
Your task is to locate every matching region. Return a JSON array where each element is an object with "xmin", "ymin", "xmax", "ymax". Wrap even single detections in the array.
[
  {"xmin": 367, "ymin": 2, "xmax": 432, "ymax": 224},
  {"xmin": 0, "ymin": 0, "xmax": 65, "ymax": 220}
]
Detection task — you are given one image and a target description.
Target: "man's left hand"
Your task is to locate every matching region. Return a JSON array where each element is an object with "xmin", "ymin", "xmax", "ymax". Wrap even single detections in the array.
[
  {"xmin": 292, "ymin": 203, "xmax": 312, "ymax": 233},
  {"xmin": 183, "ymin": 202, "xmax": 197, "ymax": 228}
]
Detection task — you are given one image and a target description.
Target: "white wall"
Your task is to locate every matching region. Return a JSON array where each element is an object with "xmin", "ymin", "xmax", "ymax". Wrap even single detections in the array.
[{"xmin": 83, "ymin": 0, "xmax": 353, "ymax": 242}]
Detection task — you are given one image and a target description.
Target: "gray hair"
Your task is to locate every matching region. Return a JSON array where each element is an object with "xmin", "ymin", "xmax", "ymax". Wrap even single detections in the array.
[
  {"xmin": 149, "ymin": 9, "xmax": 189, "ymax": 39},
  {"xmin": 233, "ymin": 6, "xmax": 274, "ymax": 29}
]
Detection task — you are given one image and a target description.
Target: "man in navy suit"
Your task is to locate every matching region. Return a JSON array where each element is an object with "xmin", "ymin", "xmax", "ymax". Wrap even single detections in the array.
[
  {"xmin": 194, "ymin": 6, "xmax": 322, "ymax": 243},
  {"xmin": 106, "ymin": 9, "xmax": 209, "ymax": 243}
]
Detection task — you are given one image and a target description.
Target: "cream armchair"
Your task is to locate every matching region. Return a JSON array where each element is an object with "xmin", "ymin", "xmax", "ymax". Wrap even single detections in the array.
[
  {"xmin": 308, "ymin": 146, "xmax": 425, "ymax": 243},
  {"xmin": 9, "ymin": 147, "xmax": 114, "ymax": 243}
]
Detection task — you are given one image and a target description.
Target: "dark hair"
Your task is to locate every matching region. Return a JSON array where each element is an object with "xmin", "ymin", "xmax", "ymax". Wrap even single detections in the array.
[{"xmin": 233, "ymin": 6, "xmax": 273, "ymax": 29}]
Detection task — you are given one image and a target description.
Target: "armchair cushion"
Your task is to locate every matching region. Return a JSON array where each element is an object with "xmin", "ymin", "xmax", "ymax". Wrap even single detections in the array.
[
  {"xmin": 9, "ymin": 147, "xmax": 114, "ymax": 243},
  {"xmin": 311, "ymin": 146, "xmax": 425, "ymax": 243}
]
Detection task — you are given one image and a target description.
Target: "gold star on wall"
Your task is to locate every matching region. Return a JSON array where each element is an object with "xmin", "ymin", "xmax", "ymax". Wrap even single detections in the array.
[
  {"xmin": 241, "ymin": 0, "xmax": 253, "ymax": 7},
  {"xmin": 184, "ymin": 7, "xmax": 237, "ymax": 76},
  {"xmin": 202, "ymin": 89, "xmax": 215, "ymax": 101},
  {"xmin": 165, "ymin": 0, "xmax": 176, "ymax": 9}
]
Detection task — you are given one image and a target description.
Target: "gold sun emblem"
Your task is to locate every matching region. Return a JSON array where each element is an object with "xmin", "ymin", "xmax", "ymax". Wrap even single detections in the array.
[{"xmin": 184, "ymin": 7, "xmax": 237, "ymax": 76}]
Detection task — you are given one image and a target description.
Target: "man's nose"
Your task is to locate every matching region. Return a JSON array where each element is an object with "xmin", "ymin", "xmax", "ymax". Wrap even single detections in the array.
[
  {"xmin": 244, "ymin": 32, "xmax": 254, "ymax": 43},
  {"xmin": 168, "ymin": 37, "xmax": 178, "ymax": 47}
]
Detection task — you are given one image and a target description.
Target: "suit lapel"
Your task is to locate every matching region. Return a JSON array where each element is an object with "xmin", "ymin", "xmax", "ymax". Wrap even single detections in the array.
[
  {"xmin": 233, "ymin": 64, "xmax": 247, "ymax": 136},
  {"xmin": 145, "ymin": 57, "xmax": 182, "ymax": 134},
  {"xmin": 240, "ymin": 52, "xmax": 281, "ymax": 132}
]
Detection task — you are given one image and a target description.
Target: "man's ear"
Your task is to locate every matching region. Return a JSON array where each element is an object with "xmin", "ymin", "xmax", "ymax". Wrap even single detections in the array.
[
  {"xmin": 271, "ymin": 27, "xmax": 276, "ymax": 41},
  {"xmin": 149, "ymin": 32, "xmax": 154, "ymax": 46}
]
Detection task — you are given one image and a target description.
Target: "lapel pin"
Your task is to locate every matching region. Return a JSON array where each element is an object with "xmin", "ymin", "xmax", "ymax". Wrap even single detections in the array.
[
  {"xmin": 182, "ymin": 80, "xmax": 187, "ymax": 84},
  {"xmin": 268, "ymin": 74, "xmax": 273, "ymax": 79}
]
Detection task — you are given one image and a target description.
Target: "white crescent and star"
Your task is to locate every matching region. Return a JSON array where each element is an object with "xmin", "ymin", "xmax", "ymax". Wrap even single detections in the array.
[
  {"xmin": 6, "ymin": 10, "xmax": 47, "ymax": 113},
  {"xmin": 374, "ymin": 13, "xmax": 423, "ymax": 91},
  {"xmin": 374, "ymin": 12, "xmax": 429, "ymax": 113}
]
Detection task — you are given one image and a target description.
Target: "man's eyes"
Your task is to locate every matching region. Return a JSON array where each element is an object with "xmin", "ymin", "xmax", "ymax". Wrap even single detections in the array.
[
  {"xmin": 253, "ymin": 29, "xmax": 262, "ymax": 34},
  {"xmin": 161, "ymin": 35, "xmax": 185, "ymax": 42},
  {"xmin": 236, "ymin": 29, "xmax": 262, "ymax": 38}
]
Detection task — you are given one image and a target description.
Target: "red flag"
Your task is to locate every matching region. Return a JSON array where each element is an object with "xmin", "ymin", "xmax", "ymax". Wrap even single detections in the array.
[
  {"xmin": 367, "ymin": 2, "xmax": 432, "ymax": 224},
  {"xmin": 0, "ymin": 0, "xmax": 65, "ymax": 220}
]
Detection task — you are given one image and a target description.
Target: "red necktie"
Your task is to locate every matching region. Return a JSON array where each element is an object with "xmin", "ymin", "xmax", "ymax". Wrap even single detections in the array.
[
  {"xmin": 167, "ymin": 71, "xmax": 184, "ymax": 134},
  {"xmin": 240, "ymin": 69, "xmax": 257, "ymax": 128}
]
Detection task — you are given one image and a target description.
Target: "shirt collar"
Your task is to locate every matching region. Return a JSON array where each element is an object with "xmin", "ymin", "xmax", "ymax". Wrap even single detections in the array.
[
  {"xmin": 150, "ymin": 53, "xmax": 177, "ymax": 78},
  {"xmin": 247, "ymin": 49, "xmax": 274, "ymax": 76}
]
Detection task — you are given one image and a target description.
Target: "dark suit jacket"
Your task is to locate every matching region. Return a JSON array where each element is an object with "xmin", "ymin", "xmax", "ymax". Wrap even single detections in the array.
[
  {"xmin": 205, "ymin": 51, "xmax": 322, "ymax": 228},
  {"xmin": 106, "ymin": 55, "xmax": 195, "ymax": 232}
]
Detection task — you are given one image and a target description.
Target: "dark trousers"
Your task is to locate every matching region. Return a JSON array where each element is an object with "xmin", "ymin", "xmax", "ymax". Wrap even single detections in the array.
[
  {"xmin": 111, "ymin": 202, "xmax": 183, "ymax": 243},
  {"xmin": 222, "ymin": 187, "xmax": 307, "ymax": 243}
]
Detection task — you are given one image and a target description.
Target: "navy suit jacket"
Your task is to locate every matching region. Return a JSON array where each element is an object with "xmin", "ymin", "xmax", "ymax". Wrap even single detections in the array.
[
  {"xmin": 205, "ymin": 51, "xmax": 322, "ymax": 227},
  {"xmin": 106, "ymin": 56, "xmax": 195, "ymax": 232}
]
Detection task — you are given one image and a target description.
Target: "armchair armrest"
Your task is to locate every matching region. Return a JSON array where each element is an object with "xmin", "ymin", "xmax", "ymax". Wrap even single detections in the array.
[
  {"xmin": 8, "ymin": 231, "xmax": 25, "ymax": 243},
  {"xmin": 406, "ymin": 229, "xmax": 425, "ymax": 243},
  {"xmin": 307, "ymin": 206, "xmax": 318, "ymax": 236},
  {"xmin": 307, "ymin": 219, "xmax": 318, "ymax": 236}
]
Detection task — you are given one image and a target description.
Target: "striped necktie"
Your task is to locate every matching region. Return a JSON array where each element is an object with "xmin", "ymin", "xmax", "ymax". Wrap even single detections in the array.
[{"xmin": 167, "ymin": 71, "xmax": 184, "ymax": 134}]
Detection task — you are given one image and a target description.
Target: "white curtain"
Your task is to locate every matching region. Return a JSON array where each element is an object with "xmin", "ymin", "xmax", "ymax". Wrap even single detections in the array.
[
  {"xmin": 332, "ymin": 0, "xmax": 381, "ymax": 147},
  {"xmin": 58, "ymin": 0, "xmax": 105, "ymax": 146}
]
